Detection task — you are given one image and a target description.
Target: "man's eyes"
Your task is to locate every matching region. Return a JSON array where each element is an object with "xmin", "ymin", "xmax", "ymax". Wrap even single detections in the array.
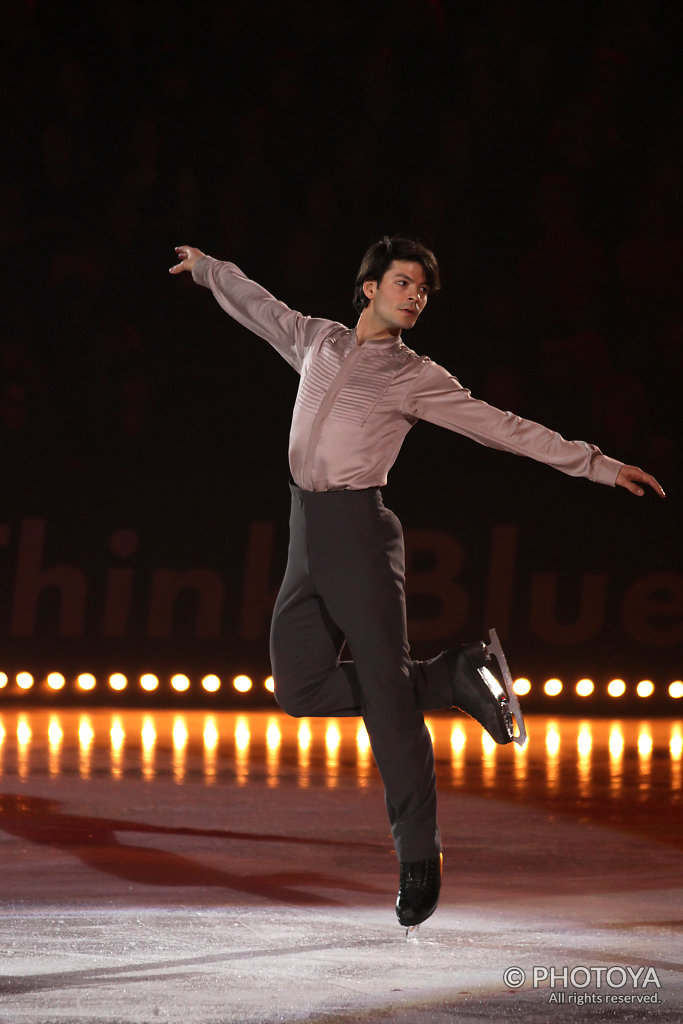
[{"xmin": 396, "ymin": 279, "xmax": 428, "ymax": 294}]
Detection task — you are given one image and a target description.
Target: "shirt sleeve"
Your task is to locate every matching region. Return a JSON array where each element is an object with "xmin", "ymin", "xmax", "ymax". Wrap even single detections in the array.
[
  {"xmin": 403, "ymin": 359, "xmax": 624, "ymax": 486},
  {"xmin": 191, "ymin": 256, "xmax": 339, "ymax": 374}
]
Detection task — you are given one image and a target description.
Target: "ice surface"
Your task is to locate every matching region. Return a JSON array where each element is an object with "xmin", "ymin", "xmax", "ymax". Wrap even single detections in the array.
[{"xmin": 0, "ymin": 711, "xmax": 681, "ymax": 1023}]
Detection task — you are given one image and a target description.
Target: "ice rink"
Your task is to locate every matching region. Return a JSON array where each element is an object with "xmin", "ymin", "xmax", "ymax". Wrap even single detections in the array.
[{"xmin": 0, "ymin": 709, "xmax": 681, "ymax": 1023}]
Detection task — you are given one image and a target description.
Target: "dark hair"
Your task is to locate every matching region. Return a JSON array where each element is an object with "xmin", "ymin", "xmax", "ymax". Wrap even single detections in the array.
[{"xmin": 353, "ymin": 236, "xmax": 440, "ymax": 313}]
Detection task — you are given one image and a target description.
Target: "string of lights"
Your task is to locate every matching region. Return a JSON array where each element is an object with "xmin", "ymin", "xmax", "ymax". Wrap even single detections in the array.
[{"xmin": 0, "ymin": 670, "xmax": 681, "ymax": 705}]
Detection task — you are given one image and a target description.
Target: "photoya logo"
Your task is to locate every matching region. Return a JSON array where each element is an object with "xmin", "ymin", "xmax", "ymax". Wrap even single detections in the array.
[{"xmin": 503, "ymin": 964, "xmax": 662, "ymax": 992}]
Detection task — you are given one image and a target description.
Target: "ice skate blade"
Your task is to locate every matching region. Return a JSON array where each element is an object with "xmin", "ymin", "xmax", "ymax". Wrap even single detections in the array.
[
  {"xmin": 405, "ymin": 925, "xmax": 420, "ymax": 939},
  {"xmin": 486, "ymin": 628, "xmax": 527, "ymax": 747}
]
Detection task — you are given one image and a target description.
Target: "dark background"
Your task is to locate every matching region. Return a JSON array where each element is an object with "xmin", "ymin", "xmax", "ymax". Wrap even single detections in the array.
[{"xmin": 1, "ymin": 0, "xmax": 680, "ymax": 696}]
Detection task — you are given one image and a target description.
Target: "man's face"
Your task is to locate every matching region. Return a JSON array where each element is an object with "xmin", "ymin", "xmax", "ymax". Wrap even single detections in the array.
[{"xmin": 362, "ymin": 260, "xmax": 429, "ymax": 333}]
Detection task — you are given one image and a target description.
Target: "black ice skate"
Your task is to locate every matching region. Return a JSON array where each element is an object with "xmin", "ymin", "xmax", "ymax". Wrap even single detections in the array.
[
  {"xmin": 396, "ymin": 854, "xmax": 442, "ymax": 933},
  {"xmin": 446, "ymin": 628, "xmax": 527, "ymax": 747}
]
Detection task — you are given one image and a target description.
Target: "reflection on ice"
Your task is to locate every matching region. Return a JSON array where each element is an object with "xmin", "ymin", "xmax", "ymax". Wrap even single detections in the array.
[
  {"xmin": 545, "ymin": 721, "xmax": 560, "ymax": 794},
  {"xmin": 0, "ymin": 710, "xmax": 681, "ymax": 846},
  {"xmin": 325, "ymin": 722, "xmax": 341, "ymax": 788}
]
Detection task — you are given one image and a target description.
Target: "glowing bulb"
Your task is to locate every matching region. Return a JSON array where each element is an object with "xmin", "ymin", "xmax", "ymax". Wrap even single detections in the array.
[
  {"xmin": 325, "ymin": 724, "xmax": 341, "ymax": 752},
  {"xmin": 77, "ymin": 673, "xmax": 96, "ymax": 691},
  {"xmin": 356, "ymin": 723, "xmax": 371, "ymax": 753},
  {"xmin": 546, "ymin": 729, "xmax": 560, "ymax": 756},
  {"xmin": 110, "ymin": 719, "xmax": 125, "ymax": 749},
  {"xmin": 140, "ymin": 673, "xmax": 159, "ymax": 692},
  {"xmin": 482, "ymin": 731, "xmax": 497, "ymax": 755},
  {"xmin": 109, "ymin": 673, "xmax": 127, "ymax": 691},
  {"xmin": 450, "ymin": 725, "xmax": 466, "ymax": 753},
  {"xmin": 636, "ymin": 680, "xmax": 654, "ymax": 698},
  {"xmin": 298, "ymin": 721, "xmax": 311, "ymax": 750},
  {"xmin": 17, "ymin": 672, "xmax": 34, "ymax": 690},
  {"xmin": 670, "ymin": 730, "xmax": 683, "ymax": 759},
  {"xmin": 576, "ymin": 678, "xmax": 594, "ymax": 697},
  {"xmin": 17, "ymin": 720, "xmax": 31, "ymax": 744},
  {"xmin": 669, "ymin": 681, "xmax": 683, "ymax": 700},
  {"xmin": 607, "ymin": 679, "xmax": 626, "ymax": 698},
  {"xmin": 141, "ymin": 718, "xmax": 157, "ymax": 747},
  {"xmin": 266, "ymin": 721, "xmax": 281, "ymax": 751},
  {"xmin": 233, "ymin": 674, "xmax": 252, "ymax": 693},
  {"xmin": 637, "ymin": 731, "xmax": 653, "ymax": 758},
  {"xmin": 202, "ymin": 674, "xmax": 221, "ymax": 693},
  {"xmin": 544, "ymin": 678, "xmax": 562, "ymax": 697},
  {"xmin": 235, "ymin": 719, "xmax": 250, "ymax": 751},
  {"xmin": 47, "ymin": 672, "xmax": 66, "ymax": 690},
  {"xmin": 609, "ymin": 726, "xmax": 624, "ymax": 758},
  {"xmin": 79, "ymin": 719, "xmax": 95, "ymax": 746},
  {"xmin": 173, "ymin": 718, "xmax": 188, "ymax": 748},
  {"xmin": 577, "ymin": 727, "xmax": 592, "ymax": 757},
  {"xmin": 513, "ymin": 678, "xmax": 531, "ymax": 696},
  {"xmin": 171, "ymin": 674, "xmax": 190, "ymax": 692},
  {"xmin": 264, "ymin": 676, "xmax": 275, "ymax": 693},
  {"xmin": 203, "ymin": 717, "xmax": 219, "ymax": 749},
  {"xmin": 0, "ymin": 672, "xmax": 8, "ymax": 689},
  {"xmin": 48, "ymin": 719, "xmax": 63, "ymax": 745}
]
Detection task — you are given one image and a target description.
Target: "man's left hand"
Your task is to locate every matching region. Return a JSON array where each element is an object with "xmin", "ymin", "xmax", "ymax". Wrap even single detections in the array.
[{"xmin": 615, "ymin": 465, "xmax": 665, "ymax": 498}]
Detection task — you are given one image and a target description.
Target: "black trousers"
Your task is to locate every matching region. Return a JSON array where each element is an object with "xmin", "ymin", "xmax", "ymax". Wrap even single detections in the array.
[{"xmin": 270, "ymin": 483, "xmax": 456, "ymax": 861}]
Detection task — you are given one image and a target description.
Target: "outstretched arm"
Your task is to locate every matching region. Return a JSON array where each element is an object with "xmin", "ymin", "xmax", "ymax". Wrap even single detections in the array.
[
  {"xmin": 405, "ymin": 360, "xmax": 667, "ymax": 495},
  {"xmin": 615, "ymin": 464, "xmax": 665, "ymax": 498},
  {"xmin": 168, "ymin": 245, "xmax": 339, "ymax": 373}
]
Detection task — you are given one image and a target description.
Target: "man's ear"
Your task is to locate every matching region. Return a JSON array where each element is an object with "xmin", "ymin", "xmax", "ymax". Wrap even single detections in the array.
[{"xmin": 363, "ymin": 279, "xmax": 376, "ymax": 302}]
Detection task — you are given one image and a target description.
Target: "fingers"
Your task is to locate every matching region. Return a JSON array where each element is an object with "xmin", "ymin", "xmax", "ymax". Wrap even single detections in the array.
[
  {"xmin": 169, "ymin": 245, "xmax": 193, "ymax": 274},
  {"xmin": 616, "ymin": 465, "xmax": 666, "ymax": 498}
]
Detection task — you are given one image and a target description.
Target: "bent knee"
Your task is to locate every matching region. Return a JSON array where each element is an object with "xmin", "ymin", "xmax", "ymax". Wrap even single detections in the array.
[{"xmin": 272, "ymin": 673, "xmax": 307, "ymax": 718}]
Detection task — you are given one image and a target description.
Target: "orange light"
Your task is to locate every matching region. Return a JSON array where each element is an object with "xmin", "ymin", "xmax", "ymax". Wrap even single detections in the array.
[
  {"xmin": 79, "ymin": 718, "xmax": 95, "ymax": 747},
  {"xmin": 0, "ymin": 672, "xmax": 8, "ymax": 689},
  {"xmin": 513, "ymin": 678, "xmax": 531, "ymax": 696},
  {"xmin": 325, "ymin": 723, "xmax": 341, "ymax": 752},
  {"xmin": 173, "ymin": 717, "xmax": 188, "ymax": 748},
  {"xmin": 298, "ymin": 721, "xmax": 311, "ymax": 750},
  {"xmin": 203, "ymin": 717, "xmax": 219, "ymax": 750},
  {"xmin": 140, "ymin": 673, "xmax": 159, "ymax": 692},
  {"xmin": 266, "ymin": 720, "xmax": 281, "ymax": 751},
  {"xmin": 48, "ymin": 718, "xmax": 63, "ymax": 746},
  {"xmin": 233, "ymin": 674, "xmax": 252, "ymax": 693},
  {"xmin": 16, "ymin": 672, "xmax": 34, "ymax": 690},
  {"xmin": 575, "ymin": 678, "xmax": 594, "ymax": 697},
  {"xmin": 636, "ymin": 680, "xmax": 654, "ymax": 698},
  {"xmin": 544, "ymin": 678, "xmax": 562, "ymax": 697},
  {"xmin": 171, "ymin": 674, "xmax": 190, "ymax": 692},
  {"xmin": 77, "ymin": 673, "xmax": 96, "ymax": 691},
  {"xmin": 202, "ymin": 674, "xmax": 221, "ymax": 693},
  {"xmin": 47, "ymin": 672, "xmax": 66, "ymax": 691},
  {"xmin": 669, "ymin": 681, "xmax": 683, "ymax": 700},
  {"xmin": 545, "ymin": 727, "xmax": 560, "ymax": 756},
  {"xmin": 264, "ymin": 676, "xmax": 275, "ymax": 693},
  {"xmin": 356, "ymin": 723, "xmax": 371, "ymax": 752},
  {"xmin": 235, "ymin": 718, "xmax": 250, "ymax": 751},
  {"xmin": 17, "ymin": 718, "xmax": 32, "ymax": 744},
  {"xmin": 109, "ymin": 673, "xmax": 127, "ymax": 691},
  {"xmin": 607, "ymin": 679, "xmax": 626, "ymax": 698},
  {"xmin": 450, "ymin": 725, "xmax": 466, "ymax": 753}
]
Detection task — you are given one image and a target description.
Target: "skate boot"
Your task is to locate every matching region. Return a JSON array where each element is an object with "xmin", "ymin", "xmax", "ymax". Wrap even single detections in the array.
[
  {"xmin": 445, "ymin": 628, "xmax": 527, "ymax": 747},
  {"xmin": 395, "ymin": 853, "xmax": 442, "ymax": 931}
]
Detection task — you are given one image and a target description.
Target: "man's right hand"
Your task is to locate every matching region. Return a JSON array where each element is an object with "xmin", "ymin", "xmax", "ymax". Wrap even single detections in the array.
[{"xmin": 169, "ymin": 245, "xmax": 205, "ymax": 274}]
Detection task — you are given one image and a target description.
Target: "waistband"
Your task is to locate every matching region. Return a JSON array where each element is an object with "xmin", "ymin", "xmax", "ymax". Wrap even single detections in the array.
[{"xmin": 289, "ymin": 480, "xmax": 382, "ymax": 504}]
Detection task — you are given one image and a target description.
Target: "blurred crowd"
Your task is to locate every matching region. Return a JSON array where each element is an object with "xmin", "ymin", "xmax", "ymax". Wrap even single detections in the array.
[{"xmin": 1, "ymin": 0, "xmax": 679, "ymax": 485}]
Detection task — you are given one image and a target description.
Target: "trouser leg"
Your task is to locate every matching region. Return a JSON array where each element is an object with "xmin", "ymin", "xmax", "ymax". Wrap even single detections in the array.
[{"xmin": 270, "ymin": 486, "xmax": 441, "ymax": 862}]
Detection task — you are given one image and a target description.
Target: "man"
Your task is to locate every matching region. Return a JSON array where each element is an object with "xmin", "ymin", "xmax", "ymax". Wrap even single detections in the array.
[{"xmin": 170, "ymin": 237, "xmax": 664, "ymax": 930}]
